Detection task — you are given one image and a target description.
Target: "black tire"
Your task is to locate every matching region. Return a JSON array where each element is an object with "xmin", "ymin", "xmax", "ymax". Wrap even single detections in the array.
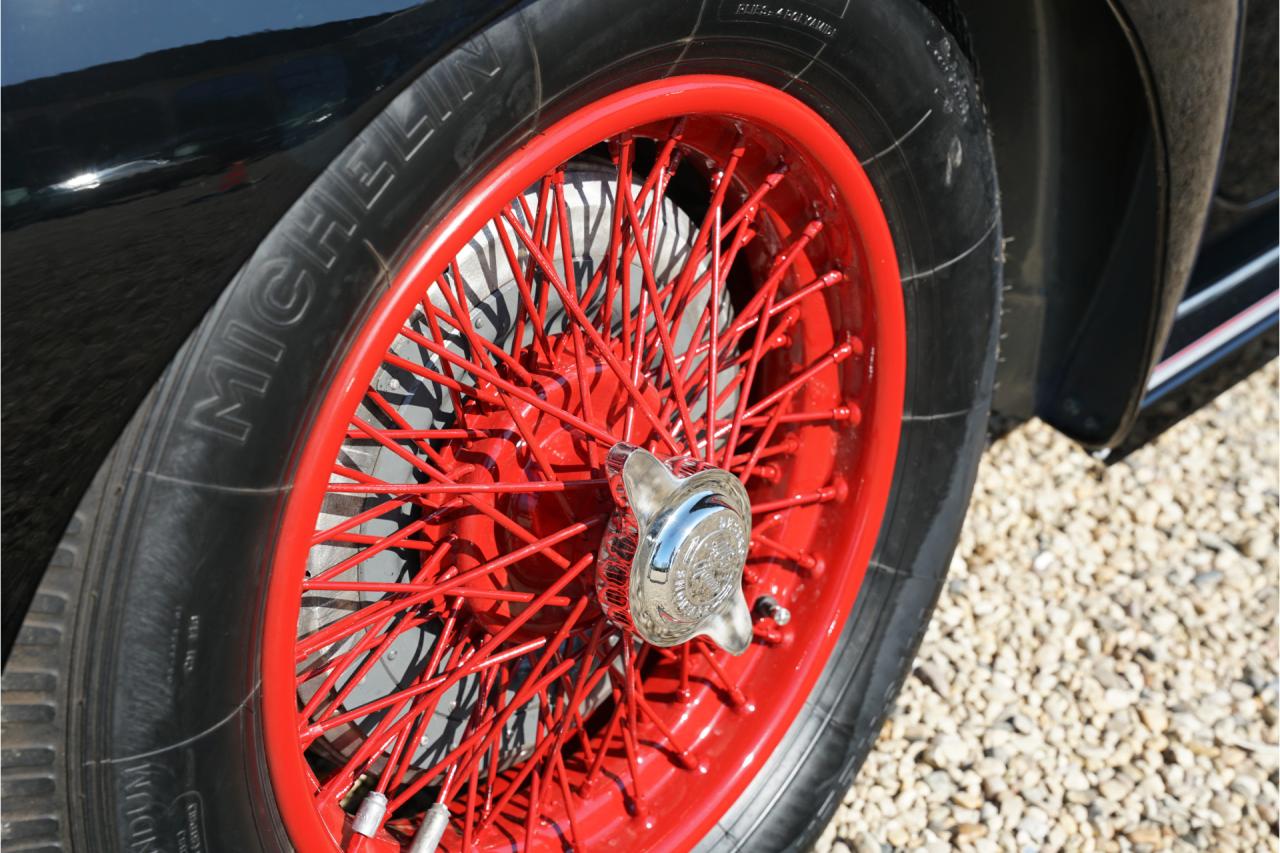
[{"xmin": 1, "ymin": 1, "xmax": 999, "ymax": 850}]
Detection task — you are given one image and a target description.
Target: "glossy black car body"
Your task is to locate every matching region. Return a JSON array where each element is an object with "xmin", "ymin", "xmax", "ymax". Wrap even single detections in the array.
[{"xmin": 3, "ymin": 0, "xmax": 1276, "ymax": 655}]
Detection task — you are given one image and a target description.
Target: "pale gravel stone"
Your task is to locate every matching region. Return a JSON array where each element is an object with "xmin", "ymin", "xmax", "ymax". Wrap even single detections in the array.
[{"xmin": 814, "ymin": 362, "xmax": 1278, "ymax": 851}]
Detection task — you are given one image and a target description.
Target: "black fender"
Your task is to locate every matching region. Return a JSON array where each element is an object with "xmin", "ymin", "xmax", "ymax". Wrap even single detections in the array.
[{"xmin": 0, "ymin": 0, "xmax": 517, "ymax": 655}]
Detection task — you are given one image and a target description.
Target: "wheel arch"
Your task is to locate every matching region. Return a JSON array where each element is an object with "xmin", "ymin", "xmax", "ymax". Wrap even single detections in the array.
[{"xmin": 930, "ymin": 0, "xmax": 1240, "ymax": 447}]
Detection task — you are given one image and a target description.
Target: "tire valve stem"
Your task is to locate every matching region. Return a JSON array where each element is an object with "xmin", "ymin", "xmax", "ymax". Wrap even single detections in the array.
[
  {"xmin": 753, "ymin": 594, "xmax": 791, "ymax": 627},
  {"xmin": 408, "ymin": 802, "xmax": 452, "ymax": 853},
  {"xmin": 351, "ymin": 791, "xmax": 388, "ymax": 838}
]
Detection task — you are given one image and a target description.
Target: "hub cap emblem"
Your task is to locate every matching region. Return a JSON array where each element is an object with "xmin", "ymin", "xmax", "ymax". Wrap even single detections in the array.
[{"xmin": 596, "ymin": 443, "xmax": 754, "ymax": 654}]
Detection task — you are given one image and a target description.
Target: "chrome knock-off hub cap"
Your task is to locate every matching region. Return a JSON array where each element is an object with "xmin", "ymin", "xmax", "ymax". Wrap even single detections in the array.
[{"xmin": 596, "ymin": 443, "xmax": 754, "ymax": 654}]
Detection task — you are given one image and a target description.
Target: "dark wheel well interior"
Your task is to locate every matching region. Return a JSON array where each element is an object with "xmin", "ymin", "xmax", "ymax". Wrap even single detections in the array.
[{"xmin": 923, "ymin": 0, "xmax": 1159, "ymax": 427}]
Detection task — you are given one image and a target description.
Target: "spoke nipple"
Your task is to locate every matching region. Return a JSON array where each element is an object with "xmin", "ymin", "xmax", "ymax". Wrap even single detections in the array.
[
  {"xmin": 752, "ymin": 624, "xmax": 784, "ymax": 645},
  {"xmin": 834, "ymin": 478, "xmax": 849, "ymax": 501},
  {"xmin": 754, "ymin": 595, "xmax": 791, "ymax": 627},
  {"xmin": 726, "ymin": 686, "xmax": 751, "ymax": 710},
  {"xmin": 407, "ymin": 802, "xmax": 451, "ymax": 853},
  {"xmin": 754, "ymin": 464, "xmax": 783, "ymax": 483},
  {"xmin": 351, "ymin": 790, "xmax": 388, "ymax": 838}
]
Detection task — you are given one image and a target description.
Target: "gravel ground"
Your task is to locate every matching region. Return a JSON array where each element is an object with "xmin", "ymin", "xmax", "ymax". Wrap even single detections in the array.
[{"xmin": 816, "ymin": 360, "xmax": 1280, "ymax": 852}]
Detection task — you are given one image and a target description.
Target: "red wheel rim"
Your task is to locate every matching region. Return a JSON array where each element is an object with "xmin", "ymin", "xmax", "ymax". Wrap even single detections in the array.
[{"xmin": 262, "ymin": 76, "xmax": 905, "ymax": 852}]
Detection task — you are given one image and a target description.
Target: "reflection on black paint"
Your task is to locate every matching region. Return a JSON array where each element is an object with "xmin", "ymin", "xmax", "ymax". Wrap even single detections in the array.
[{"xmin": 0, "ymin": 0, "xmax": 516, "ymax": 656}]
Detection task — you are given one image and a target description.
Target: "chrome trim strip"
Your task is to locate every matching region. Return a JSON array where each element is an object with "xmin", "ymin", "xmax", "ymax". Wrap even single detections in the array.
[
  {"xmin": 1175, "ymin": 246, "xmax": 1280, "ymax": 319},
  {"xmin": 1149, "ymin": 291, "xmax": 1279, "ymax": 390}
]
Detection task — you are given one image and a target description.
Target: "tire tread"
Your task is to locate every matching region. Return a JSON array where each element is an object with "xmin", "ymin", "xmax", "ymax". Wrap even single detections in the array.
[{"xmin": 1, "ymin": 483, "xmax": 104, "ymax": 851}]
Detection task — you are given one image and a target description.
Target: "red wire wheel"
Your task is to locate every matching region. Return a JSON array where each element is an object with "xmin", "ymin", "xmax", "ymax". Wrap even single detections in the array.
[{"xmin": 262, "ymin": 76, "xmax": 905, "ymax": 852}]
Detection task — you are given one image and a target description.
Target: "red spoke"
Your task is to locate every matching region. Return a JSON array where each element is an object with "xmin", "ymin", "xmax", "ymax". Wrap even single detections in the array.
[
  {"xmin": 298, "ymin": 540, "xmax": 453, "ymax": 690},
  {"xmin": 552, "ymin": 172, "xmax": 605, "ymax": 470},
  {"xmin": 619, "ymin": 643, "xmax": 647, "ymax": 810},
  {"xmin": 325, "ymin": 478, "xmax": 607, "ymax": 495},
  {"xmin": 727, "ymin": 435, "xmax": 798, "ymax": 470},
  {"xmin": 310, "ymin": 496, "xmax": 413, "ymax": 547},
  {"xmin": 317, "ymin": 531, "xmax": 434, "ymax": 551},
  {"xmin": 390, "ymin": 330, "xmax": 620, "ymax": 448},
  {"xmin": 705, "ymin": 189, "xmax": 724, "ymax": 462},
  {"xmin": 389, "ymin": 595, "xmax": 593, "ymax": 813},
  {"xmin": 306, "ymin": 597, "xmax": 439, "ymax": 725},
  {"xmin": 297, "ymin": 593, "xmax": 423, "ymax": 662},
  {"xmin": 662, "ymin": 301, "xmax": 796, "ymax": 434},
  {"xmin": 306, "ymin": 519, "xmax": 428, "ymax": 585},
  {"xmin": 425, "ymin": 290, "xmax": 536, "ymax": 384},
  {"xmin": 431, "ymin": 266, "xmax": 570, "ymax": 495},
  {"xmin": 749, "ymin": 482, "xmax": 843, "ymax": 515},
  {"xmin": 607, "ymin": 138, "xmax": 636, "ymax": 358},
  {"xmin": 741, "ymin": 337, "xmax": 861, "ymax": 423},
  {"xmin": 500, "ymin": 205, "xmax": 681, "ymax": 453},
  {"xmin": 734, "ymin": 384, "xmax": 800, "ymax": 485},
  {"xmin": 696, "ymin": 641, "xmax": 749, "ymax": 708},
  {"xmin": 675, "ymin": 268, "xmax": 843, "ymax": 380},
  {"xmin": 493, "ymin": 215, "xmax": 555, "ymax": 364},
  {"xmin": 415, "ymin": 289, "xmax": 470, "ymax": 426},
  {"xmin": 477, "ymin": 638, "xmax": 614, "ymax": 832},
  {"xmin": 315, "ymin": 629, "xmax": 471, "ymax": 803},
  {"xmin": 615, "ymin": 165, "xmax": 702, "ymax": 445},
  {"xmin": 303, "ymin": 517, "xmax": 599, "ymax": 596},
  {"xmin": 366, "ymin": 388, "xmax": 464, "ymax": 478},
  {"xmin": 664, "ymin": 135, "xmax": 745, "ymax": 329},
  {"xmin": 331, "ymin": 464, "xmax": 382, "ymax": 485},
  {"xmin": 509, "ymin": 177, "xmax": 556, "ymax": 363},
  {"xmin": 750, "ymin": 529, "xmax": 820, "ymax": 574},
  {"xmin": 724, "ymin": 220, "xmax": 824, "ymax": 457},
  {"xmin": 739, "ymin": 404, "xmax": 861, "ymax": 430},
  {"xmin": 342, "ymin": 426, "xmax": 512, "ymax": 441},
  {"xmin": 352, "ymin": 400, "xmax": 605, "ymax": 576},
  {"xmin": 307, "ymin": 555, "xmax": 593, "ymax": 742}
]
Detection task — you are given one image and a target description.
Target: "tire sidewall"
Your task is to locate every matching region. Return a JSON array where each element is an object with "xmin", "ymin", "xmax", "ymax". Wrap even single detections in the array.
[{"xmin": 73, "ymin": 1, "xmax": 1000, "ymax": 850}]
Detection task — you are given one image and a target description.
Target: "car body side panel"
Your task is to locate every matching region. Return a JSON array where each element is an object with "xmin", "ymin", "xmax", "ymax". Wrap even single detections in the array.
[{"xmin": 0, "ymin": 0, "xmax": 515, "ymax": 653}]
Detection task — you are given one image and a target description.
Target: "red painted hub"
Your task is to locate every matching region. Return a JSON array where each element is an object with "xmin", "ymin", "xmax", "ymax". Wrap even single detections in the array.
[
  {"xmin": 262, "ymin": 76, "xmax": 905, "ymax": 852},
  {"xmin": 440, "ymin": 335, "xmax": 656, "ymax": 639}
]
